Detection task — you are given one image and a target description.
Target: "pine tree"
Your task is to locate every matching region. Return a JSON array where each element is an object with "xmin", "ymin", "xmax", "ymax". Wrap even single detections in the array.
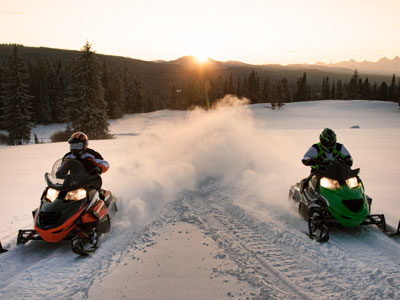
[
  {"xmin": 336, "ymin": 80, "xmax": 343, "ymax": 99},
  {"xmin": 236, "ymin": 78, "xmax": 242, "ymax": 98},
  {"xmin": 66, "ymin": 41, "xmax": 109, "ymax": 139},
  {"xmin": 397, "ymin": 79, "xmax": 400, "ymax": 105},
  {"xmin": 48, "ymin": 64, "xmax": 67, "ymax": 122},
  {"xmin": 371, "ymin": 82, "xmax": 378, "ymax": 99},
  {"xmin": 2, "ymin": 45, "xmax": 33, "ymax": 144},
  {"xmin": 247, "ymin": 71, "xmax": 259, "ymax": 103},
  {"xmin": 276, "ymin": 78, "xmax": 289, "ymax": 107},
  {"xmin": 322, "ymin": 77, "xmax": 330, "ymax": 99},
  {"xmin": 331, "ymin": 82, "xmax": 336, "ymax": 99},
  {"xmin": 347, "ymin": 70, "xmax": 361, "ymax": 99},
  {"xmin": 361, "ymin": 78, "xmax": 371, "ymax": 100},
  {"xmin": 102, "ymin": 66, "xmax": 124, "ymax": 119},
  {"xmin": 122, "ymin": 69, "xmax": 136, "ymax": 113},
  {"xmin": 133, "ymin": 76, "xmax": 145, "ymax": 113},
  {"xmin": 378, "ymin": 82, "xmax": 388, "ymax": 100},
  {"xmin": 261, "ymin": 77, "xmax": 270, "ymax": 103},
  {"xmin": 295, "ymin": 73, "xmax": 308, "ymax": 101},
  {"xmin": 388, "ymin": 74, "xmax": 397, "ymax": 101},
  {"xmin": 0, "ymin": 62, "xmax": 5, "ymax": 129}
]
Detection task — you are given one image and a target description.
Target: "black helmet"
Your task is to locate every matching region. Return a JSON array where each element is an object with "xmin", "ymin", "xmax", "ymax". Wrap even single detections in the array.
[
  {"xmin": 319, "ymin": 128, "xmax": 336, "ymax": 151},
  {"xmin": 68, "ymin": 131, "xmax": 88, "ymax": 155}
]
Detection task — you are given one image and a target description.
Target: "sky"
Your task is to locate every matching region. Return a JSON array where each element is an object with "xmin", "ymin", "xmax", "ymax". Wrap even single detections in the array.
[{"xmin": 1, "ymin": 0, "xmax": 400, "ymax": 65}]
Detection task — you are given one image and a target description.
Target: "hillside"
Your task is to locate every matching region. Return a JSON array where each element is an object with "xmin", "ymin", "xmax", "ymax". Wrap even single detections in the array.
[{"xmin": 0, "ymin": 44, "xmax": 394, "ymax": 95}]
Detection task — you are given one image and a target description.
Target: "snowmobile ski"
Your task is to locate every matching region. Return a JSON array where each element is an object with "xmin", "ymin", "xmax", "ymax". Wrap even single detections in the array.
[
  {"xmin": 17, "ymin": 229, "xmax": 42, "ymax": 245},
  {"xmin": 386, "ymin": 220, "xmax": 400, "ymax": 237},
  {"xmin": 0, "ymin": 241, "xmax": 7, "ymax": 253}
]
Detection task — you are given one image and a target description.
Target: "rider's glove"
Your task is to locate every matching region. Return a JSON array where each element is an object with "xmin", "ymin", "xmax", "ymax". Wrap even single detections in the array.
[
  {"xmin": 304, "ymin": 158, "xmax": 318, "ymax": 166},
  {"xmin": 90, "ymin": 166, "xmax": 102, "ymax": 175}
]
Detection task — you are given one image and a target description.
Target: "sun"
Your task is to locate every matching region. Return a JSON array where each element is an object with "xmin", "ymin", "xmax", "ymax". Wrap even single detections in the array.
[{"xmin": 194, "ymin": 54, "xmax": 209, "ymax": 64}]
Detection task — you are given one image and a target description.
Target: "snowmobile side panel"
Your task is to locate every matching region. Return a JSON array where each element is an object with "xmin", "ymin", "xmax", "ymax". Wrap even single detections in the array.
[{"xmin": 88, "ymin": 200, "xmax": 108, "ymax": 220}]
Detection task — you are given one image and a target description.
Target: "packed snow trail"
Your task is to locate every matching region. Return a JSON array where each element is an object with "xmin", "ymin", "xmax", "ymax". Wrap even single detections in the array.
[{"xmin": 165, "ymin": 178, "xmax": 400, "ymax": 299}]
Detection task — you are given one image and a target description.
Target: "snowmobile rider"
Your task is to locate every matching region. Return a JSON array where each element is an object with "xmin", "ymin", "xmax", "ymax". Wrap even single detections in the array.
[
  {"xmin": 302, "ymin": 128, "xmax": 353, "ymax": 170},
  {"xmin": 300, "ymin": 128, "xmax": 352, "ymax": 191},
  {"xmin": 59, "ymin": 131, "xmax": 109, "ymax": 176}
]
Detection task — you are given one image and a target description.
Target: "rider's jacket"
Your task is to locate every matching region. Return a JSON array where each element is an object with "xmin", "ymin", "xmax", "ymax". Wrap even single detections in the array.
[
  {"xmin": 302, "ymin": 142, "xmax": 353, "ymax": 169},
  {"xmin": 63, "ymin": 148, "xmax": 109, "ymax": 173}
]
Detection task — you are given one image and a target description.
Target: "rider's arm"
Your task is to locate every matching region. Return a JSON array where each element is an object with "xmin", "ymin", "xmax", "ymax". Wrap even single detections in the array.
[
  {"xmin": 339, "ymin": 144, "xmax": 353, "ymax": 166},
  {"xmin": 82, "ymin": 149, "xmax": 110, "ymax": 174},
  {"xmin": 56, "ymin": 153, "xmax": 74, "ymax": 178},
  {"xmin": 302, "ymin": 146, "xmax": 319, "ymax": 166}
]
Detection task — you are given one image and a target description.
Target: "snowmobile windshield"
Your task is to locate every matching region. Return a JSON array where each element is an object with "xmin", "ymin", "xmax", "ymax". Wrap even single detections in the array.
[
  {"xmin": 313, "ymin": 162, "xmax": 359, "ymax": 182},
  {"xmin": 45, "ymin": 159, "xmax": 99, "ymax": 191}
]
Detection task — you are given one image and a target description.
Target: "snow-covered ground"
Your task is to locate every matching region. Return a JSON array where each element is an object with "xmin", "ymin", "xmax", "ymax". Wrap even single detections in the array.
[{"xmin": 1, "ymin": 99, "xmax": 400, "ymax": 299}]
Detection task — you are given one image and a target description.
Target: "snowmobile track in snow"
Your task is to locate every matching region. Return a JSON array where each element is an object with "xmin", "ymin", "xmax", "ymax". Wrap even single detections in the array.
[
  {"xmin": 1, "ymin": 177, "xmax": 400, "ymax": 300},
  {"xmin": 171, "ymin": 178, "xmax": 400, "ymax": 300}
]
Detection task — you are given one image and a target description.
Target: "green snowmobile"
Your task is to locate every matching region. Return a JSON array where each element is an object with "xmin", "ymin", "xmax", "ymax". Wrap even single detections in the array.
[{"xmin": 289, "ymin": 161, "xmax": 393, "ymax": 242}]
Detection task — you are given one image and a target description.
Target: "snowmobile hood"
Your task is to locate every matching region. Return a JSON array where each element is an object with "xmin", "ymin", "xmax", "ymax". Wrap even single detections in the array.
[
  {"xmin": 320, "ymin": 184, "xmax": 369, "ymax": 227},
  {"xmin": 34, "ymin": 201, "xmax": 87, "ymax": 242}
]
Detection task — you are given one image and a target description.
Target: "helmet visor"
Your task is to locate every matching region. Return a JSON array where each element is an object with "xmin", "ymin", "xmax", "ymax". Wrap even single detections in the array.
[
  {"xmin": 326, "ymin": 139, "xmax": 335, "ymax": 148},
  {"xmin": 70, "ymin": 142, "xmax": 85, "ymax": 151}
]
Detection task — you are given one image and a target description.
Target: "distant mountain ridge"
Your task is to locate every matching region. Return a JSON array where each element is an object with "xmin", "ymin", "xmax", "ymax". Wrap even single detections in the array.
[
  {"xmin": 313, "ymin": 56, "xmax": 400, "ymax": 75},
  {"xmin": 162, "ymin": 54, "xmax": 400, "ymax": 76}
]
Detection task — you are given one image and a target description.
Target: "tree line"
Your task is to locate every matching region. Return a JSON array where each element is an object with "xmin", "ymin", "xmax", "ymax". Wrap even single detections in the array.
[
  {"xmin": 319, "ymin": 70, "xmax": 400, "ymax": 101},
  {"xmin": 169, "ymin": 71, "xmax": 295, "ymax": 110},
  {"xmin": 170, "ymin": 70, "xmax": 400, "ymax": 109},
  {"xmin": 1, "ymin": 43, "xmax": 399, "ymax": 145}
]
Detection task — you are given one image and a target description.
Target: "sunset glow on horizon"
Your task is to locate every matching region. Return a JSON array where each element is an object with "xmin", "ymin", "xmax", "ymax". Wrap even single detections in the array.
[{"xmin": 1, "ymin": 0, "xmax": 400, "ymax": 65}]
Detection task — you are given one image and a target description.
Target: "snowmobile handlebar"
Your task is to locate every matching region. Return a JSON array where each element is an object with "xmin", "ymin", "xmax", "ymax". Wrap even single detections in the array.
[{"xmin": 312, "ymin": 162, "xmax": 360, "ymax": 182}]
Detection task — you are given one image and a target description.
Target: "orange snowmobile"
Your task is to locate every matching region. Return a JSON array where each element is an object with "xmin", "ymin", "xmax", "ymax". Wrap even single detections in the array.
[{"xmin": 17, "ymin": 159, "xmax": 117, "ymax": 255}]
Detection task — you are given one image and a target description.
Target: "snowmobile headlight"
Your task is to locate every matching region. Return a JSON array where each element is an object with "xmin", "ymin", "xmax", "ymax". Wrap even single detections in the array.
[
  {"xmin": 346, "ymin": 177, "xmax": 359, "ymax": 189},
  {"xmin": 320, "ymin": 177, "xmax": 340, "ymax": 189},
  {"xmin": 45, "ymin": 188, "xmax": 59, "ymax": 202},
  {"xmin": 65, "ymin": 188, "xmax": 87, "ymax": 201}
]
